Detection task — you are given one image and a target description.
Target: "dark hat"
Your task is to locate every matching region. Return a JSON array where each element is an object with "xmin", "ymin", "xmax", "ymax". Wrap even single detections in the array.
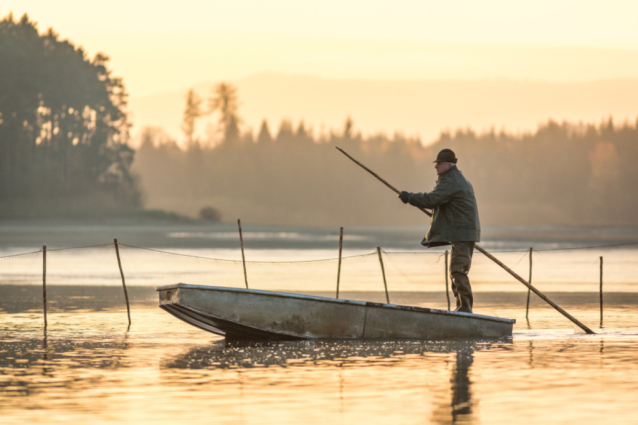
[{"xmin": 433, "ymin": 148, "xmax": 457, "ymax": 163}]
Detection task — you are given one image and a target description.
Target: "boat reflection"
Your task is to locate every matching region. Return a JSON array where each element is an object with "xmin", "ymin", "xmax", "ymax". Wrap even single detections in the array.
[
  {"xmin": 165, "ymin": 338, "xmax": 510, "ymax": 423},
  {"xmin": 164, "ymin": 338, "xmax": 508, "ymax": 370}
]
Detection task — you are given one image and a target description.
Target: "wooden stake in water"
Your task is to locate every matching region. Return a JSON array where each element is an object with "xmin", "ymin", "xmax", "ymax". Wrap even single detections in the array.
[
  {"xmin": 377, "ymin": 247, "xmax": 390, "ymax": 304},
  {"xmin": 42, "ymin": 245, "xmax": 47, "ymax": 329},
  {"xmin": 445, "ymin": 250, "xmax": 451, "ymax": 310},
  {"xmin": 525, "ymin": 247, "xmax": 533, "ymax": 318},
  {"xmin": 600, "ymin": 256, "xmax": 603, "ymax": 327},
  {"xmin": 336, "ymin": 227, "xmax": 344, "ymax": 299},
  {"xmin": 238, "ymin": 219, "xmax": 249, "ymax": 289},
  {"xmin": 114, "ymin": 239, "xmax": 132, "ymax": 326}
]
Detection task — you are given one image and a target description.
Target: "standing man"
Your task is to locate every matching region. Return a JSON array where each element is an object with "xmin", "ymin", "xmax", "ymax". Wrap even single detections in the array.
[{"xmin": 398, "ymin": 149, "xmax": 480, "ymax": 313}]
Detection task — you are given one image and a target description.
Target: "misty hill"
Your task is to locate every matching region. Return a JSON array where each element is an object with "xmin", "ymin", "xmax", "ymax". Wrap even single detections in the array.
[{"xmin": 130, "ymin": 74, "xmax": 638, "ymax": 144}]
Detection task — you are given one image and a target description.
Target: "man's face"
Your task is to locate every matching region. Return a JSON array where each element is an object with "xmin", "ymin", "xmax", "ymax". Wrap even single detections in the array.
[{"xmin": 435, "ymin": 162, "xmax": 452, "ymax": 175}]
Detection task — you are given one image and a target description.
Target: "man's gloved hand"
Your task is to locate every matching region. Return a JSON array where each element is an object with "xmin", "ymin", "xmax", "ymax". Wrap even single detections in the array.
[{"xmin": 399, "ymin": 191, "xmax": 410, "ymax": 204}]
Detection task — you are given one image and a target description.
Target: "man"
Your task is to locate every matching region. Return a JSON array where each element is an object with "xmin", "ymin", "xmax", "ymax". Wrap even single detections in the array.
[{"xmin": 398, "ymin": 149, "xmax": 480, "ymax": 313}]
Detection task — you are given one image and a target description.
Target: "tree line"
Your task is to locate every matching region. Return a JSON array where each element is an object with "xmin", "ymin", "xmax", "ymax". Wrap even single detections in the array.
[
  {"xmin": 133, "ymin": 82, "xmax": 638, "ymax": 225},
  {"xmin": 2, "ymin": 12, "xmax": 636, "ymax": 225},
  {"xmin": 0, "ymin": 14, "xmax": 140, "ymax": 217}
]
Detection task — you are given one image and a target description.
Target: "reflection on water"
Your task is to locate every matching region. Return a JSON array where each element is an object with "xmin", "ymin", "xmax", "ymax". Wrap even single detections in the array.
[
  {"xmin": 165, "ymin": 338, "xmax": 487, "ymax": 423},
  {"xmin": 1, "ymin": 301, "xmax": 638, "ymax": 424},
  {"xmin": 451, "ymin": 345, "xmax": 474, "ymax": 423},
  {"xmin": 164, "ymin": 338, "xmax": 493, "ymax": 370}
]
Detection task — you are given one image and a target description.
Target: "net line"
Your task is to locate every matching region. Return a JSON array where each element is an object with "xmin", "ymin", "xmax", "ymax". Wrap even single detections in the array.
[
  {"xmin": 531, "ymin": 241, "xmax": 638, "ymax": 253},
  {"xmin": 0, "ymin": 250, "xmax": 41, "ymax": 260},
  {"xmin": 48, "ymin": 243, "xmax": 114, "ymax": 253},
  {"xmin": 0, "ymin": 240, "xmax": 636, "ymax": 264},
  {"xmin": 119, "ymin": 243, "xmax": 378, "ymax": 265}
]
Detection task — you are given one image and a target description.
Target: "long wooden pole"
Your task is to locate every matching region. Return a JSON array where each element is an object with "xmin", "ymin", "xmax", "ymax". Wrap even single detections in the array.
[
  {"xmin": 474, "ymin": 244, "xmax": 595, "ymax": 333},
  {"xmin": 336, "ymin": 147, "xmax": 432, "ymax": 216},
  {"xmin": 114, "ymin": 239, "xmax": 131, "ymax": 326},
  {"xmin": 336, "ymin": 146, "xmax": 595, "ymax": 334},
  {"xmin": 336, "ymin": 227, "xmax": 344, "ymax": 299},
  {"xmin": 445, "ymin": 250, "xmax": 451, "ymax": 310},
  {"xmin": 525, "ymin": 247, "xmax": 533, "ymax": 318},
  {"xmin": 238, "ymin": 219, "xmax": 249, "ymax": 289},
  {"xmin": 42, "ymin": 245, "xmax": 47, "ymax": 330},
  {"xmin": 377, "ymin": 247, "xmax": 390, "ymax": 304},
  {"xmin": 599, "ymin": 256, "xmax": 603, "ymax": 327}
]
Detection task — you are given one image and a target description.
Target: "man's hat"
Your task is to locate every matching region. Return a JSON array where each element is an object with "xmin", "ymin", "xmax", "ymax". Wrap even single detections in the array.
[{"xmin": 433, "ymin": 148, "xmax": 457, "ymax": 163}]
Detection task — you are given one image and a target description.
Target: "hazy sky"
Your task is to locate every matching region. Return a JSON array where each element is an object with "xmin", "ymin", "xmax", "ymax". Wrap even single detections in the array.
[
  {"xmin": 6, "ymin": 1, "xmax": 638, "ymax": 141},
  {"xmin": 7, "ymin": 0, "xmax": 638, "ymax": 96}
]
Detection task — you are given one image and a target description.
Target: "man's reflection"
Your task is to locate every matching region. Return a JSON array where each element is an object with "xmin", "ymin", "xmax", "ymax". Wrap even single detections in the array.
[
  {"xmin": 431, "ymin": 342, "xmax": 476, "ymax": 424},
  {"xmin": 451, "ymin": 344, "xmax": 474, "ymax": 422}
]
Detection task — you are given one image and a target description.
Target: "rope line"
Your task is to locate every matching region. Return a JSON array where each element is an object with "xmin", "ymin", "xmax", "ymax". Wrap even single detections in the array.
[
  {"xmin": 119, "ymin": 243, "xmax": 378, "ymax": 264},
  {"xmin": 48, "ymin": 243, "xmax": 114, "ymax": 252},
  {"xmin": 0, "ymin": 250, "xmax": 42, "ymax": 260},
  {"xmin": 0, "ymin": 240, "xmax": 636, "ymax": 263},
  {"xmin": 531, "ymin": 241, "xmax": 638, "ymax": 253},
  {"xmin": 380, "ymin": 249, "xmax": 419, "ymax": 283}
]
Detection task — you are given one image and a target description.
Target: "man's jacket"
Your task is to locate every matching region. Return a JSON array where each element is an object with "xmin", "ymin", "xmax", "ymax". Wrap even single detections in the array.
[{"xmin": 405, "ymin": 165, "xmax": 480, "ymax": 247}]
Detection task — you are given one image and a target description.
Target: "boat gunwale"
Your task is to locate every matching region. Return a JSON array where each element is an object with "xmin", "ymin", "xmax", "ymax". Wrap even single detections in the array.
[{"xmin": 156, "ymin": 283, "xmax": 516, "ymax": 325}]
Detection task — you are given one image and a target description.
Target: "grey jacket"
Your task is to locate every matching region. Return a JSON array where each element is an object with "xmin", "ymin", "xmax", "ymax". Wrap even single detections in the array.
[{"xmin": 406, "ymin": 165, "xmax": 480, "ymax": 247}]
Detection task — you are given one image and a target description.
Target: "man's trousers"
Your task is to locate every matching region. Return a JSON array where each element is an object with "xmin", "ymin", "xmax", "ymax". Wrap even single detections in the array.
[{"xmin": 450, "ymin": 241, "xmax": 475, "ymax": 309}]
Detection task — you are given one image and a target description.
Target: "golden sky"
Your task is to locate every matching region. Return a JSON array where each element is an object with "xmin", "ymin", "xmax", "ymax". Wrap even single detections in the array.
[
  {"xmin": 6, "ymin": 1, "xmax": 638, "ymax": 141},
  {"xmin": 7, "ymin": 1, "xmax": 638, "ymax": 95}
]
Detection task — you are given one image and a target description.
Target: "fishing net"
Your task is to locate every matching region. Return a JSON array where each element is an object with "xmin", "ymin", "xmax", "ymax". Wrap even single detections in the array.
[{"xmin": 1, "ymin": 239, "xmax": 638, "ymax": 313}]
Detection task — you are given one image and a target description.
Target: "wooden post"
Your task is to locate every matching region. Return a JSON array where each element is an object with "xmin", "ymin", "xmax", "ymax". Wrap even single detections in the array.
[
  {"xmin": 525, "ymin": 247, "xmax": 533, "ymax": 318},
  {"xmin": 445, "ymin": 250, "xmax": 451, "ymax": 311},
  {"xmin": 336, "ymin": 227, "xmax": 343, "ymax": 299},
  {"xmin": 42, "ymin": 245, "xmax": 47, "ymax": 329},
  {"xmin": 114, "ymin": 239, "xmax": 131, "ymax": 326},
  {"xmin": 599, "ymin": 256, "xmax": 603, "ymax": 327},
  {"xmin": 238, "ymin": 219, "xmax": 249, "ymax": 289},
  {"xmin": 377, "ymin": 247, "xmax": 390, "ymax": 304}
]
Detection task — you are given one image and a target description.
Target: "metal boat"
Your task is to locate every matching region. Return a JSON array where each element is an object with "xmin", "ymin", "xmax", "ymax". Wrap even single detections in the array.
[{"xmin": 157, "ymin": 283, "xmax": 515, "ymax": 340}]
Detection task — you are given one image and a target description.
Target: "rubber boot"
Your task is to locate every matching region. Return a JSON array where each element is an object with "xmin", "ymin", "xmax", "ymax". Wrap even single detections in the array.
[{"xmin": 454, "ymin": 295, "xmax": 473, "ymax": 314}]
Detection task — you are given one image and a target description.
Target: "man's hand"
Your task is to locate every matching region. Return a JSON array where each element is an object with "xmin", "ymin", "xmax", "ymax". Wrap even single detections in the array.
[{"xmin": 399, "ymin": 191, "xmax": 410, "ymax": 204}]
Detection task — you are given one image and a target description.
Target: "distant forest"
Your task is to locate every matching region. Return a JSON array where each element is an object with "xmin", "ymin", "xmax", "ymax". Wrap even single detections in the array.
[
  {"xmin": 134, "ymin": 83, "xmax": 638, "ymax": 225},
  {"xmin": 3, "ymin": 13, "xmax": 637, "ymax": 225},
  {"xmin": 0, "ymin": 14, "xmax": 140, "ymax": 218}
]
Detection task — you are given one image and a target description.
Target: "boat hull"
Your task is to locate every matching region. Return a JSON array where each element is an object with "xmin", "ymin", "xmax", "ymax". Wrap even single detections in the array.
[{"xmin": 157, "ymin": 284, "xmax": 515, "ymax": 340}]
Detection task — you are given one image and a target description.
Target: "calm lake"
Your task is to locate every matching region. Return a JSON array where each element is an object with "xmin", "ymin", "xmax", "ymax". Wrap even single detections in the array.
[{"xmin": 1, "ymin": 222, "xmax": 637, "ymax": 424}]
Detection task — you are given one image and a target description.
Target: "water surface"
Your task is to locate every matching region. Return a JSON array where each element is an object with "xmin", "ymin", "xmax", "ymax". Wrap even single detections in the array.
[
  {"xmin": 1, "ymin": 294, "xmax": 637, "ymax": 424},
  {"xmin": 2, "ymin": 224, "xmax": 637, "ymax": 424}
]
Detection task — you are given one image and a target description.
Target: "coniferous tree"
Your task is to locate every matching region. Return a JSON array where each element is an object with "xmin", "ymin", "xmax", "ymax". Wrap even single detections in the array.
[
  {"xmin": 0, "ymin": 13, "xmax": 141, "ymax": 216},
  {"xmin": 256, "ymin": 120, "xmax": 273, "ymax": 144},
  {"xmin": 208, "ymin": 83, "xmax": 240, "ymax": 145},
  {"xmin": 181, "ymin": 89, "xmax": 203, "ymax": 148}
]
